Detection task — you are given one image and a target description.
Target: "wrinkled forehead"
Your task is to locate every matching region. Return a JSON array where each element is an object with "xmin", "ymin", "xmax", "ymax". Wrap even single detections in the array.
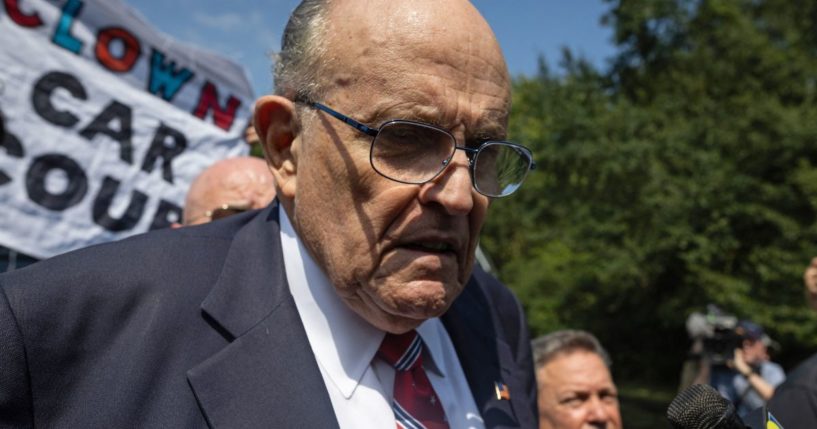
[{"xmin": 317, "ymin": 0, "xmax": 511, "ymax": 127}]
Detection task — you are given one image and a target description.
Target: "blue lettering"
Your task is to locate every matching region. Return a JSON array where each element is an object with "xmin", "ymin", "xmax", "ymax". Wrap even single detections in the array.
[
  {"xmin": 51, "ymin": 0, "xmax": 84, "ymax": 54},
  {"xmin": 147, "ymin": 49, "xmax": 194, "ymax": 102}
]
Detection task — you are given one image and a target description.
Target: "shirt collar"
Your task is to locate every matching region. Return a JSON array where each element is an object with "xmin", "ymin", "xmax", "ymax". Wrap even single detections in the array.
[
  {"xmin": 416, "ymin": 320, "xmax": 447, "ymax": 377},
  {"xmin": 279, "ymin": 207, "xmax": 447, "ymax": 398}
]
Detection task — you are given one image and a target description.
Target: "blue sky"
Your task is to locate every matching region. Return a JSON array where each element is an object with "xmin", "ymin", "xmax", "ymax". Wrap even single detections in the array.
[{"xmin": 126, "ymin": 0, "xmax": 617, "ymax": 96}]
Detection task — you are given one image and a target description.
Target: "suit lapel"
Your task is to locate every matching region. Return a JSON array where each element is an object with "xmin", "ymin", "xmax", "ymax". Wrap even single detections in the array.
[
  {"xmin": 442, "ymin": 277, "xmax": 525, "ymax": 429},
  {"xmin": 187, "ymin": 203, "xmax": 340, "ymax": 429},
  {"xmin": 185, "ymin": 203, "xmax": 529, "ymax": 428}
]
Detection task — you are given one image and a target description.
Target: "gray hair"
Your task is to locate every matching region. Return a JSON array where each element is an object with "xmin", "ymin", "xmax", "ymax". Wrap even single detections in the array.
[
  {"xmin": 273, "ymin": 0, "xmax": 331, "ymax": 101},
  {"xmin": 532, "ymin": 330, "xmax": 612, "ymax": 369}
]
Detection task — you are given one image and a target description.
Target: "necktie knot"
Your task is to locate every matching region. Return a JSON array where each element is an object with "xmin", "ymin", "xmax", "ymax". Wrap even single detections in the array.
[
  {"xmin": 378, "ymin": 331, "xmax": 423, "ymax": 371},
  {"xmin": 377, "ymin": 330, "xmax": 449, "ymax": 429}
]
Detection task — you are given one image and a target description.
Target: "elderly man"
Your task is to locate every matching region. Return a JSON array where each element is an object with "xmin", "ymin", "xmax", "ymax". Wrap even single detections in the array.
[
  {"xmin": 177, "ymin": 156, "xmax": 276, "ymax": 226},
  {"xmin": 533, "ymin": 330, "xmax": 622, "ymax": 429},
  {"xmin": 0, "ymin": 0, "xmax": 537, "ymax": 428}
]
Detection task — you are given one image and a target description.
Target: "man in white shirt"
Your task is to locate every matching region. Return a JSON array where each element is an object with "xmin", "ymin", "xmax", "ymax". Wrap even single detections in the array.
[{"xmin": 0, "ymin": 0, "xmax": 537, "ymax": 427}]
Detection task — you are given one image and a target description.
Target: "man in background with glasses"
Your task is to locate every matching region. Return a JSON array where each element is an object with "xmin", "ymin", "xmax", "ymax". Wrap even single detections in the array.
[
  {"xmin": 0, "ymin": 0, "xmax": 537, "ymax": 427},
  {"xmin": 174, "ymin": 156, "xmax": 276, "ymax": 227}
]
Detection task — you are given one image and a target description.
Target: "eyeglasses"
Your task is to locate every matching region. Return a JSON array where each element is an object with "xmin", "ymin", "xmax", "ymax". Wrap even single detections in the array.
[
  {"xmin": 188, "ymin": 203, "xmax": 250, "ymax": 224},
  {"xmin": 302, "ymin": 101, "xmax": 535, "ymax": 197}
]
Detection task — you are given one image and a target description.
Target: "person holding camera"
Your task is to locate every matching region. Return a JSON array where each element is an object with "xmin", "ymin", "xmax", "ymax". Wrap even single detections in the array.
[{"xmin": 709, "ymin": 320, "xmax": 786, "ymax": 417}]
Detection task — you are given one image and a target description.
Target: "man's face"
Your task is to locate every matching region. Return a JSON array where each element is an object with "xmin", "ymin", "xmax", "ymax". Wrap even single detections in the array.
[
  {"xmin": 741, "ymin": 339, "xmax": 768, "ymax": 364},
  {"xmin": 286, "ymin": 0, "xmax": 510, "ymax": 333},
  {"xmin": 537, "ymin": 350, "xmax": 622, "ymax": 429}
]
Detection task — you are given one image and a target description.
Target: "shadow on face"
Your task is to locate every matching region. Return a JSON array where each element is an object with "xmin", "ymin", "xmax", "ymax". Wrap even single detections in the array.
[{"xmin": 256, "ymin": 0, "xmax": 510, "ymax": 334}]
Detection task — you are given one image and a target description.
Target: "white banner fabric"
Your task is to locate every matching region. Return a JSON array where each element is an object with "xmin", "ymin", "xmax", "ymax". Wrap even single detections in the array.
[{"xmin": 0, "ymin": 0, "xmax": 254, "ymax": 258}]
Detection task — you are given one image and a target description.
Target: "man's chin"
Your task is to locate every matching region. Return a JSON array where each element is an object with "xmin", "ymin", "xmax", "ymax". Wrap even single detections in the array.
[
  {"xmin": 386, "ymin": 285, "xmax": 458, "ymax": 319},
  {"xmin": 355, "ymin": 269, "xmax": 466, "ymax": 332},
  {"xmin": 367, "ymin": 294, "xmax": 454, "ymax": 333}
]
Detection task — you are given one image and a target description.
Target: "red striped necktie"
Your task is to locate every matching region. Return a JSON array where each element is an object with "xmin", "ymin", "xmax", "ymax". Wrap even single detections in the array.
[{"xmin": 378, "ymin": 331, "xmax": 450, "ymax": 429}]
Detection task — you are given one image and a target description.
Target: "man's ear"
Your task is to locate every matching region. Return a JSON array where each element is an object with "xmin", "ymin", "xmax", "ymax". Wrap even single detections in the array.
[{"xmin": 254, "ymin": 95, "xmax": 298, "ymax": 200}]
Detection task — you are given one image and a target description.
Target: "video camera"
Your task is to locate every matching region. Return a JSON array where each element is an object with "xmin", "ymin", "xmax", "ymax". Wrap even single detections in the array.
[{"xmin": 685, "ymin": 304, "xmax": 743, "ymax": 365}]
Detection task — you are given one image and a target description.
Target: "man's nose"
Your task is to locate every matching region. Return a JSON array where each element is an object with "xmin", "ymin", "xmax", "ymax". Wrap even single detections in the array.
[
  {"xmin": 417, "ymin": 151, "xmax": 475, "ymax": 215},
  {"xmin": 585, "ymin": 397, "xmax": 612, "ymax": 425}
]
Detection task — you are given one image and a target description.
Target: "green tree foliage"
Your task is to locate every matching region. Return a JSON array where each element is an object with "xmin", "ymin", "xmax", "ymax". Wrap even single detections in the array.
[{"xmin": 482, "ymin": 0, "xmax": 817, "ymax": 383}]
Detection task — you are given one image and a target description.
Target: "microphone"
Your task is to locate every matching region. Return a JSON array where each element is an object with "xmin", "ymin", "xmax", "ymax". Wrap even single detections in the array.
[
  {"xmin": 667, "ymin": 384, "xmax": 785, "ymax": 429},
  {"xmin": 667, "ymin": 384, "xmax": 745, "ymax": 429}
]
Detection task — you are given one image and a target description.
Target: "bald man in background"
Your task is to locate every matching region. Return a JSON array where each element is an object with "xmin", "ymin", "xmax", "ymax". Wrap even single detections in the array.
[{"xmin": 178, "ymin": 156, "xmax": 276, "ymax": 226}]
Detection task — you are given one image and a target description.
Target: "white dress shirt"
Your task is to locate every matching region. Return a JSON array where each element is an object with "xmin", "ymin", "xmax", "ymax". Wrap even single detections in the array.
[{"xmin": 279, "ymin": 207, "xmax": 485, "ymax": 429}]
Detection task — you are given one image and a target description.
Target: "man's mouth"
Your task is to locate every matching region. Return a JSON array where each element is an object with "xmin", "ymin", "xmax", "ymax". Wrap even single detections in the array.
[{"xmin": 404, "ymin": 241, "xmax": 456, "ymax": 254}]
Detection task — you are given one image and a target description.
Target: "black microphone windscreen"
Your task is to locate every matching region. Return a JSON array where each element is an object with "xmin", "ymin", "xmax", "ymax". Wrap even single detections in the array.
[{"xmin": 667, "ymin": 384, "xmax": 745, "ymax": 429}]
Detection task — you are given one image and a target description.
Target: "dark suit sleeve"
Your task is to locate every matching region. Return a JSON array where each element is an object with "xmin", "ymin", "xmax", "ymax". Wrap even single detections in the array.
[
  {"xmin": 508, "ymin": 291, "xmax": 537, "ymax": 422},
  {"xmin": 768, "ymin": 385, "xmax": 817, "ymax": 429},
  {"xmin": 472, "ymin": 267, "xmax": 538, "ymax": 425},
  {"xmin": 0, "ymin": 286, "xmax": 33, "ymax": 428},
  {"xmin": 768, "ymin": 354, "xmax": 817, "ymax": 429}
]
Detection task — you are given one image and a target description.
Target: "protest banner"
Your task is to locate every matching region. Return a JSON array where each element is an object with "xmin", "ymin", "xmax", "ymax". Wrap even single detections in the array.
[{"xmin": 0, "ymin": 0, "xmax": 253, "ymax": 258}]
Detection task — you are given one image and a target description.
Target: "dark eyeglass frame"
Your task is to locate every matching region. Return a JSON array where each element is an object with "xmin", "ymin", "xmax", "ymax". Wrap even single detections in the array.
[
  {"xmin": 188, "ymin": 203, "xmax": 250, "ymax": 224},
  {"xmin": 301, "ymin": 101, "xmax": 535, "ymax": 197}
]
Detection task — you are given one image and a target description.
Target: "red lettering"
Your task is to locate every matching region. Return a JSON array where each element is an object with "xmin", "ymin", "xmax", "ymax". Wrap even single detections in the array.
[
  {"xmin": 192, "ymin": 81, "xmax": 241, "ymax": 131},
  {"xmin": 95, "ymin": 27, "xmax": 141, "ymax": 73},
  {"xmin": 5, "ymin": 0, "xmax": 43, "ymax": 27}
]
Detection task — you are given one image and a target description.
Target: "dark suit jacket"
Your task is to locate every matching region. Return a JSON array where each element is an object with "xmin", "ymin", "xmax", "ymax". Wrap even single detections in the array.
[
  {"xmin": 767, "ymin": 352, "xmax": 817, "ymax": 429},
  {"xmin": 0, "ymin": 203, "xmax": 537, "ymax": 428}
]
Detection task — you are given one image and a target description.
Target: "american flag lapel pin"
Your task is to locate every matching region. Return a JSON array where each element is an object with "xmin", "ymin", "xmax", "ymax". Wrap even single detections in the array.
[{"xmin": 494, "ymin": 381, "xmax": 510, "ymax": 400}]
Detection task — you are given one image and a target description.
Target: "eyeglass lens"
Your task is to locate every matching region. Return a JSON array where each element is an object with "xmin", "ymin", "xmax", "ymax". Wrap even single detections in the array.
[
  {"xmin": 370, "ymin": 121, "xmax": 531, "ymax": 197},
  {"xmin": 473, "ymin": 142, "xmax": 531, "ymax": 197},
  {"xmin": 371, "ymin": 121, "xmax": 455, "ymax": 184}
]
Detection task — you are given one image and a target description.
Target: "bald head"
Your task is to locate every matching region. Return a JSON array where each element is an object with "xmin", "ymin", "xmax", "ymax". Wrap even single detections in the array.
[
  {"xmin": 319, "ymin": 0, "xmax": 509, "ymax": 101},
  {"xmin": 183, "ymin": 157, "xmax": 276, "ymax": 225},
  {"xmin": 326, "ymin": 0, "xmax": 502, "ymax": 56},
  {"xmin": 275, "ymin": 0, "xmax": 509, "ymax": 106}
]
